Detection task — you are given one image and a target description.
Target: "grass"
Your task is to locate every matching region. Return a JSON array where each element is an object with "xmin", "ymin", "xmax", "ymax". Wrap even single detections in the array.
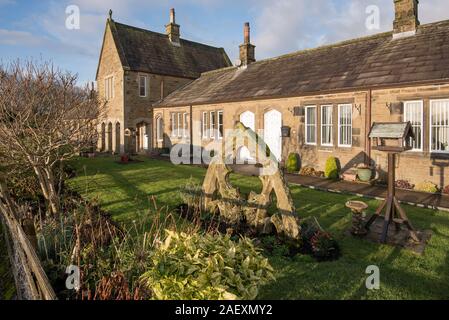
[{"xmin": 68, "ymin": 156, "xmax": 449, "ymax": 300}]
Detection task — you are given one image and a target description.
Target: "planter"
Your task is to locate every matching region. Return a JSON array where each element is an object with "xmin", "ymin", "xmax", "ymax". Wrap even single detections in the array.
[
  {"xmin": 357, "ymin": 167, "xmax": 373, "ymax": 182},
  {"xmin": 120, "ymin": 154, "xmax": 129, "ymax": 163}
]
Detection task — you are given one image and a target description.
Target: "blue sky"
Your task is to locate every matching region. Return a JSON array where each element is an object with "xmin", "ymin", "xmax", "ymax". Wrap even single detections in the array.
[{"xmin": 1, "ymin": 0, "xmax": 448, "ymax": 84}]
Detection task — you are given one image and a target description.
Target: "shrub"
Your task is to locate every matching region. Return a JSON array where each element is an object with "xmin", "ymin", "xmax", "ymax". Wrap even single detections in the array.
[
  {"xmin": 139, "ymin": 230, "xmax": 274, "ymax": 300},
  {"xmin": 395, "ymin": 180, "xmax": 415, "ymax": 190},
  {"xmin": 286, "ymin": 153, "xmax": 300, "ymax": 173},
  {"xmin": 443, "ymin": 185, "xmax": 449, "ymax": 195},
  {"xmin": 414, "ymin": 181, "xmax": 438, "ymax": 193},
  {"xmin": 310, "ymin": 231, "xmax": 340, "ymax": 262},
  {"xmin": 324, "ymin": 157, "xmax": 340, "ymax": 180},
  {"xmin": 300, "ymin": 217, "xmax": 340, "ymax": 261}
]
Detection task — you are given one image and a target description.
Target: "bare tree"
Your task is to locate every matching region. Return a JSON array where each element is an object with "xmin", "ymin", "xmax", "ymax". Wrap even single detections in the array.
[{"xmin": 0, "ymin": 60, "xmax": 105, "ymax": 215}]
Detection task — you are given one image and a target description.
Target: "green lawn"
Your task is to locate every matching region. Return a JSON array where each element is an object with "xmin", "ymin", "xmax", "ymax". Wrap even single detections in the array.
[{"xmin": 68, "ymin": 156, "xmax": 449, "ymax": 300}]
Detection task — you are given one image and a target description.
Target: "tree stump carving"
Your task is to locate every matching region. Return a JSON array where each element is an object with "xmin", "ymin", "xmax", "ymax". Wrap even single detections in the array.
[{"xmin": 202, "ymin": 122, "xmax": 301, "ymax": 240}]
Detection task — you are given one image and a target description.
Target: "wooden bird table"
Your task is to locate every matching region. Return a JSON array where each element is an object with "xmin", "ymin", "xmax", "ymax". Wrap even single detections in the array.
[{"xmin": 366, "ymin": 122, "xmax": 421, "ymax": 244}]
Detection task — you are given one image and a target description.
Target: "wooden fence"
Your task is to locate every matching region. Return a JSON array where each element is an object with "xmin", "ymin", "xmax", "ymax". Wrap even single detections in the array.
[{"xmin": 0, "ymin": 180, "xmax": 56, "ymax": 300}]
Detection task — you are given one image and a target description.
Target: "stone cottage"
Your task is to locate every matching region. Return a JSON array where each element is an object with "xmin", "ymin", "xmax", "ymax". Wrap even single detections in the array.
[
  {"xmin": 96, "ymin": 9, "xmax": 231, "ymax": 154},
  {"xmin": 153, "ymin": 0, "xmax": 449, "ymax": 188}
]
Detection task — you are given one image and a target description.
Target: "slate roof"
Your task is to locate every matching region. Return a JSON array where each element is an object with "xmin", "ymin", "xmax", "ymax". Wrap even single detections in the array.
[
  {"xmin": 156, "ymin": 20, "xmax": 449, "ymax": 107},
  {"xmin": 106, "ymin": 20, "xmax": 232, "ymax": 79}
]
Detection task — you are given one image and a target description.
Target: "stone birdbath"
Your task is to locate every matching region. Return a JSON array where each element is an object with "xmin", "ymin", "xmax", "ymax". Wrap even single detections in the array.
[{"xmin": 346, "ymin": 201, "xmax": 368, "ymax": 236}]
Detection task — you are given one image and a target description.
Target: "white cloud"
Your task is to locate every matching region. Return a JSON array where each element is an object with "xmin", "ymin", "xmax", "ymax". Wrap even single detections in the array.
[
  {"xmin": 250, "ymin": 0, "xmax": 449, "ymax": 61},
  {"xmin": 0, "ymin": 29, "xmax": 45, "ymax": 46}
]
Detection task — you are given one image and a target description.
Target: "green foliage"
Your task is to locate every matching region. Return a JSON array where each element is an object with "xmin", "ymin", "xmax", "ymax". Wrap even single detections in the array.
[
  {"xmin": 286, "ymin": 153, "xmax": 300, "ymax": 173},
  {"xmin": 310, "ymin": 231, "xmax": 340, "ymax": 262},
  {"xmin": 324, "ymin": 157, "xmax": 340, "ymax": 180},
  {"xmin": 139, "ymin": 230, "xmax": 275, "ymax": 300},
  {"xmin": 414, "ymin": 181, "xmax": 438, "ymax": 193}
]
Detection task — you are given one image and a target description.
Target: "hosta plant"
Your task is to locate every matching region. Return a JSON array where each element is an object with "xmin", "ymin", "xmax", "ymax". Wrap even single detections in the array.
[{"xmin": 139, "ymin": 230, "xmax": 275, "ymax": 300}]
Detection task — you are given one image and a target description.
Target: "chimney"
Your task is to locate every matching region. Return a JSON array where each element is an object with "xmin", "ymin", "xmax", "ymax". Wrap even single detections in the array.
[
  {"xmin": 166, "ymin": 8, "xmax": 180, "ymax": 45},
  {"xmin": 393, "ymin": 0, "xmax": 420, "ymax": 38},
  {"xmin": 239, "ymin": 22, "xmax": 255, "ymax": 66}
]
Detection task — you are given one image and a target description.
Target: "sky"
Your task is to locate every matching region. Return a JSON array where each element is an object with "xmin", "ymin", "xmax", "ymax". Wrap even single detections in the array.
[{"xmin": 1, "ymin": 0, "xmax": 448, "ymax": 84}]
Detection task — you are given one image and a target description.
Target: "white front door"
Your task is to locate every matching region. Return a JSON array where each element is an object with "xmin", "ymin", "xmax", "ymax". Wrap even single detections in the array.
[
  {"xmin": 264, "ymin": 110, "xmax": 282, "ymax": 161},
  {"xmin": 238, "ymin": 111, "xmax": 255, "ymax": 161}
]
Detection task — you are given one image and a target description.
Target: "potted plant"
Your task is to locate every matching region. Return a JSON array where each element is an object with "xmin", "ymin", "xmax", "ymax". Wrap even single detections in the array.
[
  {"xmin": 357, "ymin": 164, "xmax": 373, "ymax": 182},
  {"xmin": 120, "ymin": 154, "xmax": 129, "ymax": 163}
]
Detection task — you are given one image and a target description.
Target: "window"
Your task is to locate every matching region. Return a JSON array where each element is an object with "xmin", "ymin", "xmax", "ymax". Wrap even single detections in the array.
[
  {"xmin": 177, "ymin": 113, "xmax": 182, "ymax": 138},
  {"xmin": 321, "ymin": 105, "xmax": 333, "ymax": 146},
  {"xmin": 104, "ymin": 76, "xmax": 114, "ymax": 100},
  {"xmin": 170, "ymin": 112, "xmax": 189, "ymax": 138},
  {"xmin": 156, "ymin": 117, "xmax": 163, "ymax": 141},
  {"xmin": 183, "ymin": 113, "xmax": 189, "ymax": 137},
  {"xmin": 210, "ymin": 111, "xmax": 216, "ymax": 139},
  {"xmin": 305, "ymin": 106, "xmax": 317, "ymax": 145},
  {"xmin": 202, "ymin": 112, "xmax": 208, "ymax": 139},
  {"xmin": 338, "ymin": 104, "xmax": 352, "ymax": 147},
  {"xmin": 218, "ymin": 111, "xmax": 224, "ymax": 139},
  {"xmin": 430, "ymin": 99, "xmax": 449, "ymax": 153},
  {"xmin": 139, "ymin": 75, "xmax": 147, "ymax": 97},
  {"xmin": 404, "ymin": 101, "xmax": 423, "ymax": 151},
  {"xmin": 171, "ymin": 113, "xmax": 177, "ymax": 137}
]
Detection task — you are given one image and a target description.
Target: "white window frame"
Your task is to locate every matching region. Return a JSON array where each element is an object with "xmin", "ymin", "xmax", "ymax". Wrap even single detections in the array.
[
  {"xmin": 338, "ymin": 104, "xmax": 352, "ymax": 148},
  {"xmin": 305, "ymin": 106, "xmax": 317, "ymax": 145},
  {"xmin": 430, "ymin": 99, "xmax": 449, "ymax": 153},
  {"xmin": 177, "ymin": 113, "xmax": 182, "ymax": 138},
  {"xmin": 139, "ymin": 75, "xmax": 147, "ymax": 97},
  {"xmin": 217, "ymin": 111, "xmax": 224, "ymax": 140},
  {"xmin": 183, "ymin": 113, "xmax": 188, "ymax": 138},
  {"xmin": 156, "ymin": 117, "xmax": 163, "ymax": 141},
  {"xmin": 202, "ymin": 112, "xmax": 208, "ymax": 139},
  {"xmin": 171, "ymin": 113, "xmax": 176, "ymax": 137},
  {"xmin": 321, "ymin": 105, "xmax": 333, "ymax": 147},
  {"xmin": 210, "ymin": 111, "xmax": 216, "ymax": 139},
  {"xmin": 404, "ymin": 100, "xmax": 424, "ymax": 152}
]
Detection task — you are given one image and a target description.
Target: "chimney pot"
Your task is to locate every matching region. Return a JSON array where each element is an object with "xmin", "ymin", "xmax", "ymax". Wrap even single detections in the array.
[
  {"xmin": 170, "ymin": 8, "xmax": 175, "ymax": 24},
  {"xmin": 244, "ymin": 22, "xmax": 250, "ymax": 44}
]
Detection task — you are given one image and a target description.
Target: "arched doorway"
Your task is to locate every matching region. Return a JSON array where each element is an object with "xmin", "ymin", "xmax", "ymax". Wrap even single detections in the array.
[
  {"xmin": 115, "ymin": 122, "xmax": 121, "ymax": 154},
  {"xmin": 136, "ymin": 122, "xmax": 150, "ymax": 153},
  {"xmin": 238, "ymin": 111, "xmax": 255, "ymax": 162},
  {"xmin": 100, "ymin": 122, "xmax": 106, "ymax": 151},
  {"xmin": 264, "ymin": 110, "xmax": 282, "ymax": 161},
  {"xmin": 107, "ymin": 122, "xmax": 113, "ymax": 152}
]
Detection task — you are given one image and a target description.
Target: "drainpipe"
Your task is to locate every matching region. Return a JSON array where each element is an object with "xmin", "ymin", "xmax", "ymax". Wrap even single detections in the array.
[
  {"xmin": 365, "ymin": 89, "xmax": 372, "ymax": 165},
  {"xmin": 190, "ymin": 105, "xmax": 193, "ymax": 161}
]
